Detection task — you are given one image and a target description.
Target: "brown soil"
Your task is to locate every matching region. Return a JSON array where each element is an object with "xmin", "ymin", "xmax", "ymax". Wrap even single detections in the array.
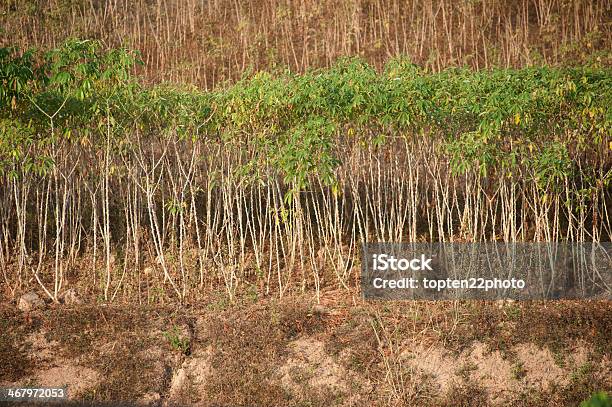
[{"xmin": 0, "ymin": 293, "xmax": 610, "ymax": 406}]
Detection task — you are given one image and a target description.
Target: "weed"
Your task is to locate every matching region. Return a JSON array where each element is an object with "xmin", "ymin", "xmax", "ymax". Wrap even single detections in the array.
[
  {"xmin": 162, "ymin": 326, "xmax": 190, "ymax": 355},
  {"xmin": 580, "ymin": 392, "xmax": 611, "ymax": 407}
]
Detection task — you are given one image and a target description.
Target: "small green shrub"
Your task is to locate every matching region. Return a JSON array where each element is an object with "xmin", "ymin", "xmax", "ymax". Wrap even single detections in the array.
[
  {"xmin": 162, "ymin": 326, "xmax": 190, "ymax": 355},
  {"xmin": 580, "ymin": 392, "xmax": 611, "ymax": 407}
]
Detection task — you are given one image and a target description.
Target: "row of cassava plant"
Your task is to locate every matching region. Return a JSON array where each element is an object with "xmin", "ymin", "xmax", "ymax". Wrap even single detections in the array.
[
  {"xmin": 1, "ymin": 40, "xmax": 610, "ymax": 303},
  {"xmin": 1, "ymin": 0, "xmax": 609, "ymax": 87}
]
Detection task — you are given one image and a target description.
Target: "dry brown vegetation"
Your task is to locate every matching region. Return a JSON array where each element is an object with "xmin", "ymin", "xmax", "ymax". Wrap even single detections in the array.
[
  {"xmin": 1, "ymin": 293, "xmax": 610, "ymax": 406},
  {"xmin": 1, "ymin": 0, "xmax": 610, "ymax": 87}
]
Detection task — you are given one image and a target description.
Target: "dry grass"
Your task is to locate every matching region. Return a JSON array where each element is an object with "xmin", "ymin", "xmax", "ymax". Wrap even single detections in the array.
[{"xmin": 1, "ymin": 294, "xmax": 610, "ymax": 405}]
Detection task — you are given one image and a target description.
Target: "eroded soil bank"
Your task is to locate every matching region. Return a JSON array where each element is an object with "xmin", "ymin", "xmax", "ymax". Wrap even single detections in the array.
[{"xmin": 1, "ymin": 290, "xmax": 610, "ymax": 406}]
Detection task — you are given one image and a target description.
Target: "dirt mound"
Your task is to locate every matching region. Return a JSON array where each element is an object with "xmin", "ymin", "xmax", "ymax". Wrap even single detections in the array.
[
  {"xmin": 402, "ymin": 340, "xmax": 598, "ymax": 405},
  {"xmin": 466, "ymin": 342, "xmax": 517, "ymax": 403},
  {"xmin": 515, "ymin": 343, "xmax": 571, "ymax": 390},
  {"xmin": 36, "ymin": 364, "xmax": 100, "ymax": 398},
  {"xmin": 401, "ymin": 343, "xmax": 461, "ymax": 393},
  {"xmin": 2, "ymin": 331, "xmax": 100, "ymax": 399},
  {"xmin": 165, "ymin": 345, "xmax": 213, "ymax": 403},
  {"xmin": 279, "ymin": 337, "xmax": 372, "ymax": 405},
  {"xmin": 280, "ymin": 338, "xmax": 348, "ymax": 394}
]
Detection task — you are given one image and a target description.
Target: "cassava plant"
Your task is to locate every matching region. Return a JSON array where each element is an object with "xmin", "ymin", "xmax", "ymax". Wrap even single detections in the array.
[{"xmin": 1, "ymin": 40, "xmax": 610, "ymax": 304}]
